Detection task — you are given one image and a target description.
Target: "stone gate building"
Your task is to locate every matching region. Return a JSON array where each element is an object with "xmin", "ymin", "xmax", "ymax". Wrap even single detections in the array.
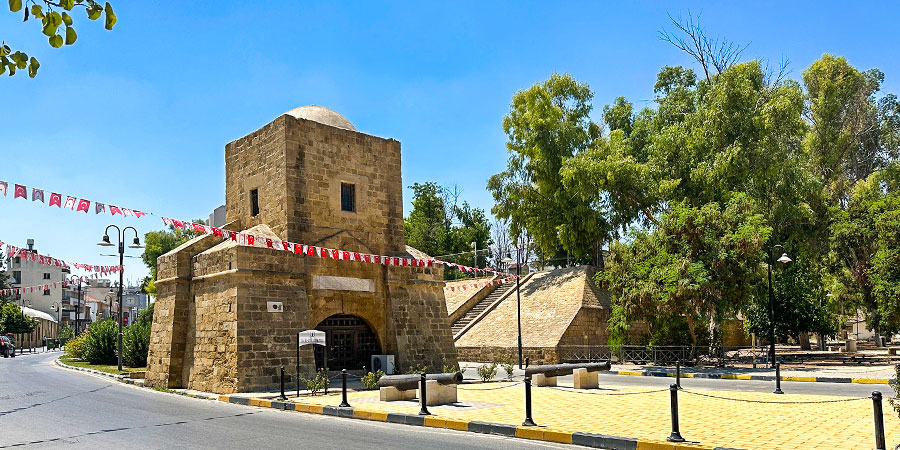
[{"xmin": 145, "ymin": 106, "xmax": 458, "ymax": 394}]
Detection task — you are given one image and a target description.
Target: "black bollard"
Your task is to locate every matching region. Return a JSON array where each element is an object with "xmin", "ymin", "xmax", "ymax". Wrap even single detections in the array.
[
  {"xmin": 523, "ymin": 375, "xmax": 537, "ymax": 426},
  {"xmin": 525, "ymin": 357, "xmax": 530, "ymax": 369},
  {"xmin": 418, "ymin": 372, "xmax": 431, "ymax": 415},
  {"xmin": 872, "ymin": 391, "xmax": 887, "ymax": 450},
  {"xmin": 339, "ymin": 369, "xmax": 350, "ymax": 408},
  {"xmin": 774, "ymin": 363, "xmax": 784, "ymax": 394},
  {"xmin": 666, "ymin": 384, "xmax": 685, "ymax": 442},
  {"xmin": 676, "ymin": 360, "xmax": 682, "ymax": 389},
  {"xmin": 280, "ymin": 366, "xmax": 286, "ymax": 400}
]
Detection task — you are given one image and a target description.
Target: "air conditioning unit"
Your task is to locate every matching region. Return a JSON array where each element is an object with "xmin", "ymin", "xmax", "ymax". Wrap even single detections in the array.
[{"xmin": 371, "ymin": 355, "xmax": 395, "ymax": 375}]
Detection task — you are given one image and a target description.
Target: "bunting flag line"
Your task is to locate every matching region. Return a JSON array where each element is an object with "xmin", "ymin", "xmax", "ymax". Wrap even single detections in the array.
[
  {"xmin": 1, "ymin": 239, "xmax": 122, "ymax": 275},
  {"xmin": 160, "ymin": 217, "xmax": 519, "ymax": 279},
  {"xmin": 0, "ymin": 178, "xmax": 147, "ymax": 219},
  {"xmin": 0, "ymin": 280, "xmax": 69, "ymax": 297},
  {"xmin": 446, "ymin": 276, "xmax": 517, "ymax": 292}
]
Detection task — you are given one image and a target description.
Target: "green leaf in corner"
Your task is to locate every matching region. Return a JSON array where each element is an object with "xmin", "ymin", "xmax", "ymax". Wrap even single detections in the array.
[
  {"xmin": 65, "ymin": 26, "xmax": 77, "ymax": 45},
  {"xmin": 9, "ymin": 0, "xmax": 22, "ymax": 13},
  {"xmin": 62, "ymin": 11, "xmax": 73, "ymax": 26},
  {"xmin": 86, "ymin": 2, "xmax": 101, "ymax": 20},
  {"xmin": 7, "ymin": 64, "xmax": 15, "ymax": 76},
  {"xmin": 30, "ymin": 4, "xmax": 42, "ymax": 18},
  {"xmin": 28, "ymin": 57, "xmax": 39, "ymax": 78},
  {"xmin": 104, "ymin": 2, "xmax": 116, "ymax": 30},
  {"xmin": 49, "ymin": 34, "xmax": 63, "ymax": 48}
]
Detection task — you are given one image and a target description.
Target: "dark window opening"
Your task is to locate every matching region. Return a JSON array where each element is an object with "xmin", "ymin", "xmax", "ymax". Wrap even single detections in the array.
[
  {"xmin": 250, "ymin": 189, "xmax": 259, "ymax": 217},
  {"xmin": 341, "ymin": 183, "xmax": 356, "ymax": 212},
  {"xmin": 43, "ymin": 273, "xmax": 50, "ymax": 280},
  {"xmin": 43, "ymin": 289, "xmax": 50, "ymax": 296}
]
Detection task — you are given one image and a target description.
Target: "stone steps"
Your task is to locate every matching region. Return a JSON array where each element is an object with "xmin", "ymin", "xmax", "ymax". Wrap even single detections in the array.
[{"xmin": 451, "ymin": 283, "xmax": 514, "ymax": 334}]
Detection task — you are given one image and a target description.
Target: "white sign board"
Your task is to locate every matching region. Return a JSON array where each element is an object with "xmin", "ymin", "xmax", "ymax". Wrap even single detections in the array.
[{"xmin": 299, "ymin": 330, "xmax": 326, "ymax": 346}]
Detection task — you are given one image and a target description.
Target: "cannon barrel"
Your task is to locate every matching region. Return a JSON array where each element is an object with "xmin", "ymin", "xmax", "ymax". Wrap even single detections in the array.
[
  {"xmin": 524, "ymin": 362, "xmax": 611, "ymax": 378},
  {"xmin": 377, "ymin": 372, "xmax": 464, "ymax": 390}
]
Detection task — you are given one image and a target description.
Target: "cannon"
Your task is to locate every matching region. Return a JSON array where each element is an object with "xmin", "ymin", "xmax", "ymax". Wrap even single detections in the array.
[
  {"xmin": 378, "ymin": 372, "xmax": 464, "ymax": 404},
  {"xmin": 524, "ymin": 362, "xmax": 611, "ymax": 388}
]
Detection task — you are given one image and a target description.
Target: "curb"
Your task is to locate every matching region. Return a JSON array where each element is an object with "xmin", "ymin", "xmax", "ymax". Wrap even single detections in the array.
[
  {"xmin": 56, "ymin": 358, "xmax": 745, "ymax": 450},
  {"xmin": 610, "ymin": 370, "xmax": 893, "ymax": 385},
  {"xmin": 217, "ymin": 394, "xmax": 745, "ymax": 450}
]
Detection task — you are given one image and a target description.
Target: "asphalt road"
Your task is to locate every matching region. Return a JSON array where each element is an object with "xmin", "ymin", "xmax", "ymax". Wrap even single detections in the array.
[{"xmin": 0, "ymin": 353, "xmax": 576, "ymax": 450}]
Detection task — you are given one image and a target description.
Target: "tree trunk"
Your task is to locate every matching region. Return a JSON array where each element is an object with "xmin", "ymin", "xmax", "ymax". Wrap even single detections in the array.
[
  {"xmin": 799, "ymin": 333, "xmax": 811, "ymax": 350},
  {"xmin": 686, "ymin": 316, "xmax": 698, "ymax": 361}
]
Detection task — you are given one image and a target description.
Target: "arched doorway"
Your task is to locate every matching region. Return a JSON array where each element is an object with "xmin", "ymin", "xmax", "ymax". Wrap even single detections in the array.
[{"xmin": 314, "ymin": 314, "xmax": 381, "ymax": 370}]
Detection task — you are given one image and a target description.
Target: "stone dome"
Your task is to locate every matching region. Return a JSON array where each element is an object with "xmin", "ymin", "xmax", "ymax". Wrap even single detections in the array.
[{"xmin": 284, "ymin": 105, "xmax": 356, "ymax": 131}]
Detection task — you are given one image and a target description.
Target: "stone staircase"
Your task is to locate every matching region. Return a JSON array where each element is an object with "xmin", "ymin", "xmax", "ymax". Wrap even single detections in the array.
[{"xmin": 451, "ymin": 282, "xmax": 515, "ymax": 336}]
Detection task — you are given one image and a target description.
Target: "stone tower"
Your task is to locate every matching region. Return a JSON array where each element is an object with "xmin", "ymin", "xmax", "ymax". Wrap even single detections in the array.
[{"xmin": 145, "ymin": 106, "xmax": 458, "ymax": 394}]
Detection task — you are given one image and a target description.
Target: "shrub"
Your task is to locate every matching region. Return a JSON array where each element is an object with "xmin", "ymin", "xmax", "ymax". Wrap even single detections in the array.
[
  {"xmin": 362, "ymin": 370, "xmax": 385, "ymax": 390},
  {"xmin": 497, "ymin": 354, "xmax": 515, "ymax": 379},
  {"xmin": 58, "ymin": 327, "xmax": 75, "ymax": 340},
  {"xmin": 404, "ymin": 364, "xmax": 428, "ymax": 374},
  {"xmin": 64, "ymin": 332, "xmax": 88, "ymax": 359},
  {"xmin": 123, "ymin": 321, "xmax": 151, "ymax": 367},
  {"xmin": 442, "ymin": 357, "xmax": 461, "ymax": 374},
  {"xmin": 476, "ymin": 362, "xmax": 498, "ymax": 382},
  {"xmin": 83, "ymin": 319, "xmax": 118, "ymax": 365},
  {"xmin": 300, "ymin": 368, "xmax": 330, "ymax": 395}
]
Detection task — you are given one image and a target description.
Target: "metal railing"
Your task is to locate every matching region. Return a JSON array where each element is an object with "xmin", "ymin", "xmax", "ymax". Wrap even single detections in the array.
[{"xmin": 557, "ymin": 345, "xmax": 767, "ymax": 366}]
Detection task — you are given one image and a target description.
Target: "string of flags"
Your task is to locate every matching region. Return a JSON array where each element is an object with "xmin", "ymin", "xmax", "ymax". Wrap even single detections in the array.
[
  {"xmin": 1, "ymin": 280, "xmax": 67, "ymax": 297},
  {"xmin": 160, "ymin": 217, "xmax": 519, "ymax": 280},
  {"xmin": 0, "ymin": 239, "xmax": 122, "ymax": 275},
  {"xmin": 0, "ymin": 180, "xmax": 146, "ymax": 218},
  {"xmin": 445, "ymin": 275, "xmax": 516, "ymax": 292}
]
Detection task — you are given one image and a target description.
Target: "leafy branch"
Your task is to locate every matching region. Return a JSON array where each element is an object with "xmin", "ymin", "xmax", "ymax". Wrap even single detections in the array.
[{"xmin": 3, "ymin": 0, "xmax": 116, "ymax": 77}]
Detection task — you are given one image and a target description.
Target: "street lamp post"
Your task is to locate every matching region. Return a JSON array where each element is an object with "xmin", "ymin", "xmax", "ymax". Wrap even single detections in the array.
[
  {"xmin": 766, "ymin": 245, "xmax": 792, "ymax": 368},
  {"xmin": 502, "ymin": 248, "xmax": 524, "ymax": 369},
  {"xmin": 67, "ymin": 275, "xmax": 83, "ymax": 336},
  {"xmin": 98, "ymin": 225, "xmax": 143, "ymax": 371}
]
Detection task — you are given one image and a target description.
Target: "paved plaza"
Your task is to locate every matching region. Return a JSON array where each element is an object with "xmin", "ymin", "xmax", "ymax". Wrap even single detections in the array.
[{"xmin": 277, "ymin": 380, "xmax": 898, "ymax": 450}]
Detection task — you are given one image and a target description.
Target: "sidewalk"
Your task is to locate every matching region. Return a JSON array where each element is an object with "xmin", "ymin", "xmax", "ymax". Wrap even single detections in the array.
[
  {"xmin": 270, "ymin": 380, "xmax": 897, "ymax": 450},
  {"xmin": 611, "ymin": 362, "xmax": 897, "ymax": 384},
  {"xmin": 56, "ymin": 357, "xmax": 899, "ymax": 450}
]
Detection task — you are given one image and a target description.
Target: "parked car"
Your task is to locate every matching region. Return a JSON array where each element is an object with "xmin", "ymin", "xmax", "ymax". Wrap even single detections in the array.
[{"xmin": 0, "ymin": 336, "xmax": 15, "ymax": 358}]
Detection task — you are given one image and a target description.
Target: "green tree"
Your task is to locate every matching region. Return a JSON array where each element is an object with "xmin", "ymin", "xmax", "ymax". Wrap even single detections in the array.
[
  {"xmin": 3, "ymin": 0, "xmax": 116, "ymax": 77},
  {"xmin": 141, "ymin": 220, "xmax": 205, "ymax": 295},
  {"xmin": 0, "ymin": 302, "xmax": 38, "ymax": 335},
  {"xmin": 404, "ymin": 182, "xmax": 451, "ymax": 258},
  {"xmin": 601, "ymin": 195, "xmax": 770, "ymax": 355},
  {"xmin": 448, "ymin": 201, "xmax": 492, "ymax": 268},
  {"xmin": 488, "ymin": 73, "xmax": 607, "ymax": 265}
]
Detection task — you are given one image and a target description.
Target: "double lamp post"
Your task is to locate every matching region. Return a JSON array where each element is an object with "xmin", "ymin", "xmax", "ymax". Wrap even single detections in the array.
[{"xmin": 98, "ymin": 225, "xmax": 143, "ymax": 371}]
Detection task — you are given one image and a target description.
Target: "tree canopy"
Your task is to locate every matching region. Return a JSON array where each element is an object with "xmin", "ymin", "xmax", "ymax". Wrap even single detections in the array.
[
  {"xmin": 493, "ymin": 23, "xmax": 899, "ymax": 348},
  {"xmin": 3, "ymin": 0, "xmax": 116, "ymax": 77}
]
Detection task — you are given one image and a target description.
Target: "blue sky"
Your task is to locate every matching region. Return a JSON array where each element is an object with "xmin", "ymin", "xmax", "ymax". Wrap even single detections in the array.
[{"xmin": 1, "ymin": 1, "xmax": 898, "ymax": 284}]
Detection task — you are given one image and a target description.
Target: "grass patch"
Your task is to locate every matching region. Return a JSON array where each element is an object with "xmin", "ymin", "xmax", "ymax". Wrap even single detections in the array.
[{"xmin": 59, "ymin": 356, "xmax": 146, "ymax": 376}]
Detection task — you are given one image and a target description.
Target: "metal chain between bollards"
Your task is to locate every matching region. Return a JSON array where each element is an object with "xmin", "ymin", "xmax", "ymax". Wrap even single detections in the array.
[{"xmin": 680, "ymin": 389, "xmax": 873, "ymax": 404}]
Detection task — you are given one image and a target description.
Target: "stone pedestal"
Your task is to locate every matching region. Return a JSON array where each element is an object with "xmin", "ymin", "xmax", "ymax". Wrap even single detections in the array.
[
  {"xmin": 380, "ymin": 386, "xmax": 416, "ymax": 402},
  {"xmin": 845, "ymin": 339, "xmax": 858, "ymax": 353},
  {"xmin": 572, "ymin": 368, "xmax": 598, "ymax": 389},
  {"xmin": 422, "ymin": 380, "xmax": 458, "ymax": 406},
  {"xmin": 533, "ymin": 373, "xmax": 557, "ymax": 387}
]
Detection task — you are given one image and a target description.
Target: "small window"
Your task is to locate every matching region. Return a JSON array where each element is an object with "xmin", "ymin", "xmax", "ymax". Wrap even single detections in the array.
[
  {"xmin": 43, "ymin": 289, "xmax": 50, "ymax": 296},
  {"xmin": 12, "ymin": 271, "xmax": 20, "ymax": 284},
  {"xmin": 14, "ymin": 257, "xmax": 20, "ymax": 264},
  {"xmin": 341, "ymin": 183, "xmax": 356, "ymax": 212},
  {"xmin": 43, "ymin": 273, "xmax": 50, "ymax": 280},
  {"xmin": 250, "ymin": 189, "xmax": 260, "ymax": 217}
]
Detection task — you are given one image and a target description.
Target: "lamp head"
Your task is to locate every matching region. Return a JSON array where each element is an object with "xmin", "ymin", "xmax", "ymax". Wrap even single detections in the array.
[
  {"xmin": 777, "ymin": 253, "xmax": 792, "ymax": 264},
  {"xmin": 501, "ymin": 252, "xmax": 514, "ymax": 264},
  {"xmin": 98, "ymin": 235, "xmax": 113, "ymax": 247},
  {"xmin": 128, "ymin": 236, "xmax": 144, "ymax": 249}
]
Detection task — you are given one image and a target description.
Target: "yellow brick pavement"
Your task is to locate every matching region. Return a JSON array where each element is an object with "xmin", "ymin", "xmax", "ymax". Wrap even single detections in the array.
[{"xmin": 290, "ymin": 383, "xmax": 900, "ymax": 450}]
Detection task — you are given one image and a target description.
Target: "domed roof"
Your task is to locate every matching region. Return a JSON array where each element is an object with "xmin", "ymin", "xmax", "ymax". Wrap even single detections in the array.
[{"xmin": 285, "ymin": 105, "xmax": 356, "ymax": 131}]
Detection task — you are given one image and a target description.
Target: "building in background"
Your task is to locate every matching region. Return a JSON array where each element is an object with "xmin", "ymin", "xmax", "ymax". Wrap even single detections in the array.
[{"xmin": 5, "ymin": 239, "xmax": 68, "ymax": 320}]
